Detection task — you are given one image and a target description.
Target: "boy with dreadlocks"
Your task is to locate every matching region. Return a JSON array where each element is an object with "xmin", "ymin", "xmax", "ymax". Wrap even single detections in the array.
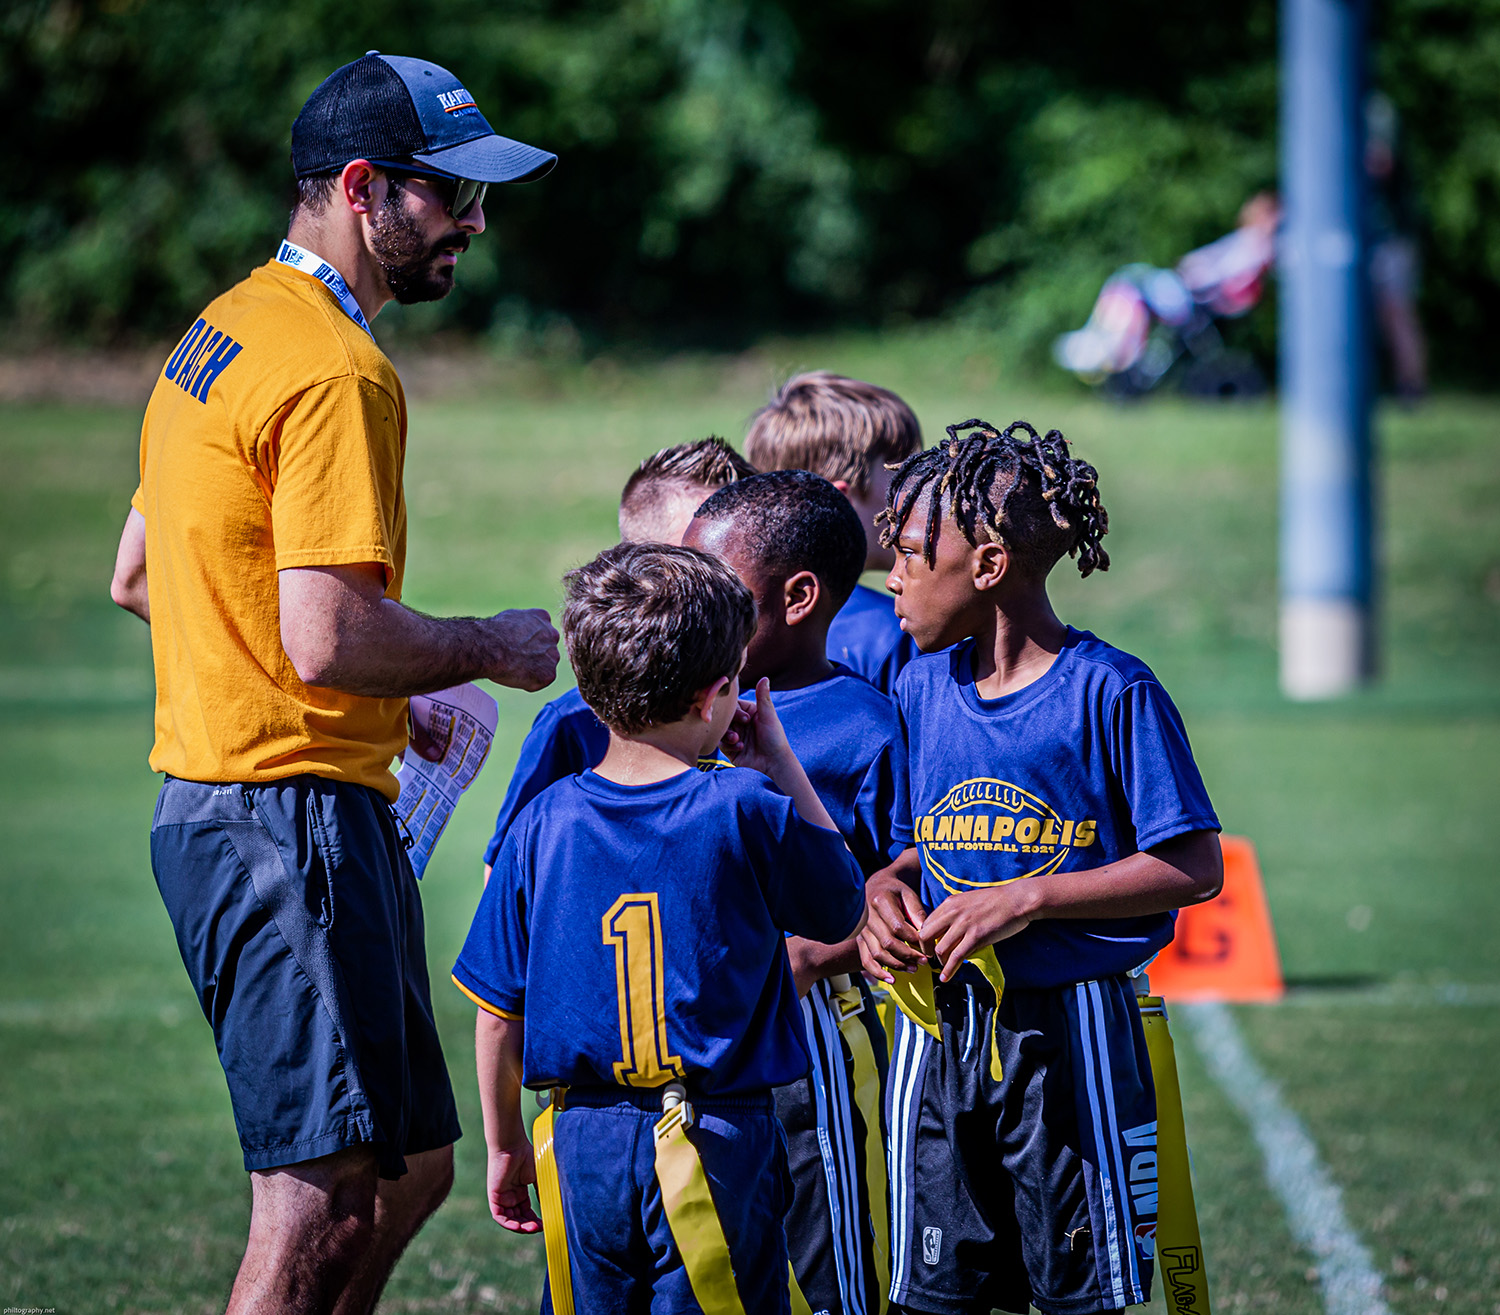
[
  {"xmin": 860, "ymin": 420, "xmax": 1223, "ymax": 1315},
  {"xmin": 480, "ymin": 437, "xmax": 755, "ymax": 881}
]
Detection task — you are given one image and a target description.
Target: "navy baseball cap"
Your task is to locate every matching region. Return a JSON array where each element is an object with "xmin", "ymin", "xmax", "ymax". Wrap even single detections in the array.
[{"xmin": 292, "ymin": 52, "xmax": 556, "ymax": 184}]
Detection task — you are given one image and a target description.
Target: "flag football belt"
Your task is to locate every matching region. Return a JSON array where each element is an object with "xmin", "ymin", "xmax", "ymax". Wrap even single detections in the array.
[
  {"xmin": 531, "ymin": 1083, "xmax": 749, "ymax": 1315},
  {"xmin": 885, "ymin": 947, "xmax": 1008, "ymax": 1080},
  {"xmin": 831, "ymin": 974, "xmax": 892, "ymax": 1300},
  {"xmin": 1137, "ymin": 993, "xmax": 1213, "ymax": 1315},
  {"xmin": 274, "ymin": 240, "xmax": 376, "ymax": 338}
]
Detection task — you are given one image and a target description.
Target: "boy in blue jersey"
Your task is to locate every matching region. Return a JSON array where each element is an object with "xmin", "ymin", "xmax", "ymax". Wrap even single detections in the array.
[
  {"xmin": 745, "ymin": 372, "xmax": 923, "ymax": 693},
  {"xmin": 456, "ymin": 542, "xmax": 866, "ymax": 1312},
  {"xmin": 858, "ymin": 420, "xmax": 1224, "ymax": 1315},
  {"xmin": 683, "ymin": 470, "xmax": 906, "ymax": 1315},
  {"xmin": 480, "ymin": 436, "xmax": 755, "ymax": 881}
]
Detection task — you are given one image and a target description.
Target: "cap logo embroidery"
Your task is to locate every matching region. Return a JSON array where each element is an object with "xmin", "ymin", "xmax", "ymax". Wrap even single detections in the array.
[{"xmin": 437, "ymin": 88, "xmax": 478, "ymax": 115}]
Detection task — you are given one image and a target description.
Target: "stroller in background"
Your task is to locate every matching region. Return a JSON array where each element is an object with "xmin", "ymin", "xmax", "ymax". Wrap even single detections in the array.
[{"xmin": 1053, "ymin": 194, "xmax": 1279, "ymax": 399}]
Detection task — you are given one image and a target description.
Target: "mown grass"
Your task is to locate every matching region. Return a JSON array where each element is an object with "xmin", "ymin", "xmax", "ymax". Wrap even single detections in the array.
[{"xmin": 1, "ymin": 331, "xmax": 1496, "ymax": 1312}]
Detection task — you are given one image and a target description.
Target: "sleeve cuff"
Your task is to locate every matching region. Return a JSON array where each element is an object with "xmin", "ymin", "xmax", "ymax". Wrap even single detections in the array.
[
  {"xmin": 274, "ymin": 547, "xmax": 395, "ymax": 576},
  {"xmin": 451, "ymin": 973, "xmax": 523, "ymax": 1021},
  {"xmin": 1134, "ymin": 816, "xmax": 1223, "ymax": 852}
]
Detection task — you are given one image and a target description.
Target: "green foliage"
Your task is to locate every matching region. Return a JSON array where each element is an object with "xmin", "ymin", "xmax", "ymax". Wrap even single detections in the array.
[{"xmin": 0, "ymin": 0, "xmax": 1494, "ymax": 378}]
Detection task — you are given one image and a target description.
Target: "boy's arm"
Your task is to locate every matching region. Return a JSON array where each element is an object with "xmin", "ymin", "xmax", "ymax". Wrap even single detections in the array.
[
  {"xmin": 720, "ymin": 678, "xmax": 840, "ymax": 833},
  {"xmin": 858, "ymin": 847, "xmax": 930, "ymax": 983},
  {"xmin": 786, "ymin": 935, "xmax": 863, "ymax": 996},
  {"xmin": 475, "ymin": 1010, "xmax": 542, "ymax": 1233},
  {"xmin": 920, "ymin": 829, "xmax": 1223, "ymax": 982}
]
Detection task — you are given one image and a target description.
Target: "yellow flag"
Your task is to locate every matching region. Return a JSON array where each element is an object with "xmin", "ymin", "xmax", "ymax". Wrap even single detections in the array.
[
  {"xmin": 531, "ymin": 1099, "xmax": 576, "ymax": 1315},
  {"xmin": 1139, "ymin": 996, "xmax": 1212, "ymax": 1315}
]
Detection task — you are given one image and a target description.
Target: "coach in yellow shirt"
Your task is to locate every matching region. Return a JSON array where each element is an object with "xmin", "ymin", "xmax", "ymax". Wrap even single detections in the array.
[{"xmin": 109, "ymin": 54, "xmax": 559, "ymax": 1315}]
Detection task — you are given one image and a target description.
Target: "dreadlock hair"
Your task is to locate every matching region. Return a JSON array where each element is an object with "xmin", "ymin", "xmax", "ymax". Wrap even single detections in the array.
[
  {"xmin": 880, "ymin": 419, "xmax": 1110, "ymax": 580},
  {"xmin": 619, "ymin": 437, "xmax": 756, "ymax": 541}
]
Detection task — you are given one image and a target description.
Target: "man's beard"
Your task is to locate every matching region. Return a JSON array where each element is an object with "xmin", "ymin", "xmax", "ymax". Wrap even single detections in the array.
[{"xmin": 371, "ymin": 189, "xmax": 469, "ymax": 305}]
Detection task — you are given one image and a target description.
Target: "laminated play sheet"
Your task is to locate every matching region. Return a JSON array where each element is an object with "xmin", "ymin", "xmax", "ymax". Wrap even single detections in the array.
[{"xmin": 393, "ymin": 682, "xmax": 499, "ymax": 878}]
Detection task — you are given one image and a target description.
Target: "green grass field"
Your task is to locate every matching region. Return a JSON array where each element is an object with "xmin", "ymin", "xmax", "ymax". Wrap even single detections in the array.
[{"xmin": 2, "ymin": 334, "xmax": 1497, "ymax": 1313}]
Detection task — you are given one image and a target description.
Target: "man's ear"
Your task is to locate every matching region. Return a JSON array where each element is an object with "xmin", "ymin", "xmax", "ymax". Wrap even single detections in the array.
[
  {"xmin": 783, "ymin": 570, "xmax": 822, "ymax": 626},
  {"xmin": 972, "ymin": 541, "xmax": 1009, "ymax": 593},
  {"xmin": 830, "ymin": 479, "xmax": 852, "ymax": 495},
  {"xmin": 691, "ymin": 674, "xmax": 733, "ymax": 722},
  {"xmin": 341, "ymin": 159, "xmax": 383, "ymax": 216}
]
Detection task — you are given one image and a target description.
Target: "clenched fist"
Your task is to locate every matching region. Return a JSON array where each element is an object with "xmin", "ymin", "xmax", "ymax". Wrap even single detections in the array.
[{"xmin": 480, "ymin": 608, "xmax": 560, "ymax": 692}]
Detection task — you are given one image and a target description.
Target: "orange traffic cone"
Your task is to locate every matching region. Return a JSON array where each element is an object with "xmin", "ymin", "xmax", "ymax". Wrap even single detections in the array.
[{"xmin": 1150, "ymin": 835, "xmax": 1283, "ymax": 1003}]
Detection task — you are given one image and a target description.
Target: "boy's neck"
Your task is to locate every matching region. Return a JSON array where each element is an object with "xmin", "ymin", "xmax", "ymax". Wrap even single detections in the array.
[
  {"xmin": 968, "ymin": 585, "xmax": 1069, "ymax": 700},
  {"xmin": 594, "ymin": 728, "xmax": 704, "ymax": 786},
  {"xmin": 745, "ymin": 633, "xmax": 836, "ymax": 693}
]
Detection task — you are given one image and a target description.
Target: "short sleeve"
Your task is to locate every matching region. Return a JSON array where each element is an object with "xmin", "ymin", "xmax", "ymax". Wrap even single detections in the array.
[
  {"xmin": 1109, "ymin": 680, "xmax": 1221, "ymax": 852},
  {"xmin": 268, "ymin": 376, "xmax": 404, "ymax": 580},
  {"xmin": 852, "ymin": 736, "xmax": 907, "ymax": 873},
  {"xmin": 453, "ymin": 825, "xmax": 532, "ymax": 1018},
  {"xmin": 740, "ymin": 783, "xmax": 864, "ymax": 943},
  {"xmin": 130, "ymin": 484, "xmax": 144, "ymax": 515},
  {"xmin": 483, "ymin": 705, "xmax": 602, "ymax": 866},
  {"xmin": 891, "ymin": 695, "xmax": 915, "ymax": 848}
]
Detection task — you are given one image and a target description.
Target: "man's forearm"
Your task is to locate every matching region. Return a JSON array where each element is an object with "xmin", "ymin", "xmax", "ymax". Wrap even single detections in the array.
[
  {"xmin": 279, "ymin": 563, "xmax": 558, "ymax": 697},
  {"xmin": 306, "ymin": 599, "xmax": 510, "ymax": 698}
]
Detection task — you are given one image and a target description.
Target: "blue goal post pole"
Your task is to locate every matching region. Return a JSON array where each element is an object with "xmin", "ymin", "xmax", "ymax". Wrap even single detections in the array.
[{"xmin": 1278, "ymin": 0, "xmax": 1374, "ymax": 699}]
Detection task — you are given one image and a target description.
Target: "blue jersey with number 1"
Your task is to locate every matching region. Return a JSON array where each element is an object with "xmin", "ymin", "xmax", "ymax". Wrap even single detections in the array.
[{"xmin": 454, "ymin": 766, "xmax": 865, "ymax": 1094}]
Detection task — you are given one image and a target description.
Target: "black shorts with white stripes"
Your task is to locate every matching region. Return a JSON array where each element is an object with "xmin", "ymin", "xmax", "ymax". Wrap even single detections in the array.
[
  {"xmin": 776, "ymin": 974, "xmax": 891, "ymax": 1315},
  {"xmin": 886, "ymin": 968, "xmax": 1158, "ymax": 1315}
]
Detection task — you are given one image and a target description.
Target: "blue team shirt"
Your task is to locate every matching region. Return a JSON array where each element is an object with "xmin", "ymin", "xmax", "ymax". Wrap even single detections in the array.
[
  {"xmin": 455, "ymin": 767, "xmax": 865, "ymax": 1093},
  {"xmin": 893, "ymin": 628, "xmax": 1220, "ymax": 989},
  {"xmin": 770, "ymin": 664, "xmax": 906, "ymax": 876},
  {"xmin": 482, "ymin": 687, "xmax": 608, "ymax": 866},
  {"xmin": 827, "ymin": 583, "xmax": 919, "ymax": 695},
  {"xmin": 484, "ymin": 666, "xmax": 905, "ymax": 874}
]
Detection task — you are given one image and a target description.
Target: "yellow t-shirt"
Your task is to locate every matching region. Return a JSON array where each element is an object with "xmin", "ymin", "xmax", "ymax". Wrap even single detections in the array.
[{"xmin": 133, "ymin": 257, "xmax": 409, "ymax": 800}]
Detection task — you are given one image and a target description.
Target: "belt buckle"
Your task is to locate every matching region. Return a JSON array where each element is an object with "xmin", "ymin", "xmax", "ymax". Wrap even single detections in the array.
[{"xmin": 657, "ymin": 1081, "xmax": 694, "ymax": 1134}]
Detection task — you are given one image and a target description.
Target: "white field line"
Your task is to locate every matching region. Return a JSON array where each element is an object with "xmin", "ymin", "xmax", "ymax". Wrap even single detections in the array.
[{"xmin": 1181, "ymin": 1001, "xmax": 1392, "ymax": 1315}]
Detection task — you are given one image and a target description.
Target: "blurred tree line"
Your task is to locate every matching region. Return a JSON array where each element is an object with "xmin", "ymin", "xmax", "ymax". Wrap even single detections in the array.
[{"xmin": 2, "ymin": 0, "xmax": 1496, "ymax": 380}]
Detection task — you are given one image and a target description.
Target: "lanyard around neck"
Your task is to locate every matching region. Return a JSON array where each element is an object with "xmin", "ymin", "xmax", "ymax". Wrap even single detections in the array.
[{"xmin": 275, "ymin": 240, "xmax": 375, "ymax": 339}]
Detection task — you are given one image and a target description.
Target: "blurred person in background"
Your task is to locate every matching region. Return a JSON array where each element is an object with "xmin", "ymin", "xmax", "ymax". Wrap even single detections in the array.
[
  {"xmin": 108, "ymin": 53, "xmax": 559, "ymax": 1315},
  {"xmin": 1367, "ymin": 91, "xmax": 1427, "ymax": 401}
]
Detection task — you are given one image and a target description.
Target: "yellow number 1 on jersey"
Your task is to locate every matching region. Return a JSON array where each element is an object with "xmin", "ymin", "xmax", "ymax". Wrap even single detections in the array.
[{"xmin": 602, "ymin": 893, "xmax": 685, "ymax": 1088}]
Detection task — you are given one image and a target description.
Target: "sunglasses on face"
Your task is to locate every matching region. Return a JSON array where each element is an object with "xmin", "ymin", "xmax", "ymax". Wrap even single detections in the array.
[{"xmin": 368, "ymin": 161, "xmax": 487, "ymax": 221}]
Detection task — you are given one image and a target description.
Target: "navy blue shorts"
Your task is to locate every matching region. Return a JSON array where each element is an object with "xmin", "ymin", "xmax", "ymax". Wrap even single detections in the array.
[
  {"xmin": 150, "ymin": 775, "xmax": 461, "ymax": 1178},
  {"xmin": 539, "ymin": 1087, "xmax": 792, "ymax": 1314},
  {"xmin": 886, "ymin": 970, "xmax": 1157, "ymax": 1315}
]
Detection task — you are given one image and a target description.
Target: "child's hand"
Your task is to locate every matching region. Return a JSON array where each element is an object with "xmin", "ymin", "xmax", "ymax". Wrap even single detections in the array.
[
  {"xmin": 487, "ymin": 1141, "xmax": 542, "ymax": 1233},
  {"xmin": 858, "ymin": 870, "xmax": 930, "ymax": 983},
  {"xmin": 719, "ymin": 678, "xmax": 793, "ymax": 777},
  {"xmin": 921, "ymin": 884, "xmax": 1037, "ymax": 982}
]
